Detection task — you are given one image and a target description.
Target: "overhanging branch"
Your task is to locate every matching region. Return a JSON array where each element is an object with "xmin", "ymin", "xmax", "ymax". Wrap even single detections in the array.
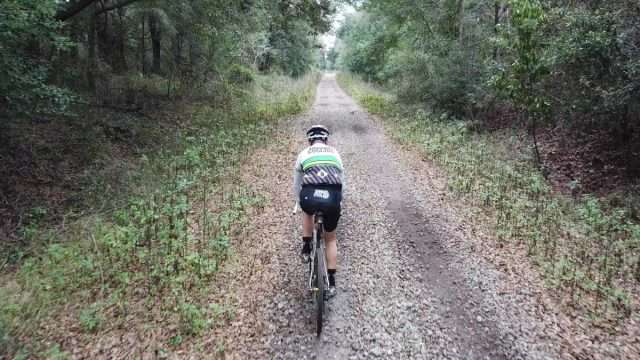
[
  {"xmin": 55, "ymin": 0, "xmax": 143, "ymax": 21},
  {"xmin": 95, "ymin": 0, "xmax": 142, "ymax": 16},
  {"xmin": 55, "ymin": 0, "xmax": 96, "ymax": 21}
]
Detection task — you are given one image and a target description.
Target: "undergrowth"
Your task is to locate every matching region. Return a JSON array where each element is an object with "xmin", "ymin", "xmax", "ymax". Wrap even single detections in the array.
[
  {"xmin": 337, "ymin": 73, "xmax": 640, "ymax": 320},
  {"xmin": 0, "ymin": 73, "xmax": 319, "ymax": 357}
]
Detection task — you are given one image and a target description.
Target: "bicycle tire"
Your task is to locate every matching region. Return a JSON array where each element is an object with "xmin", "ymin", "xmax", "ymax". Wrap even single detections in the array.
[{"xmin": 315, "ymin": 236, "xmax": 325, "ymax": 336}]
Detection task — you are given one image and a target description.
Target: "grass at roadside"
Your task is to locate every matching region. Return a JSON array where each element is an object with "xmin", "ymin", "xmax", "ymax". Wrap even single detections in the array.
[
  {"xmin": 0, "ymin": 73, "xmax": 319, "ymax": 358},
  {"xmin": 337, "ymin": 73, "xmax": 640, "ymax": 321}
]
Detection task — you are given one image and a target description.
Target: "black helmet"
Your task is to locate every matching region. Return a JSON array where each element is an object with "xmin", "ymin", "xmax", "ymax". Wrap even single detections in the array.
[{"xmin": 306, "ymin": 125, "xmax": 330, "ymax": 143}]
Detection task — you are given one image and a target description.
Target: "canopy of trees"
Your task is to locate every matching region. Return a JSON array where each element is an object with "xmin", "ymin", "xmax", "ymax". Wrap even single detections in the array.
[
  {"xmin": 336, "ymin": 1, "xmax": 640, "ymax": 168},
  {"xmin": 1, "ymin": 0, "xmax": 335, "ymax": 116}
]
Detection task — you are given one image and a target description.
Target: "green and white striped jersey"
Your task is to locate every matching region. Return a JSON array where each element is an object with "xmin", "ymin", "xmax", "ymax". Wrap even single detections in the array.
[{"xmin": 293, "ymin": 142, "xmax": 344, "ymax": 197}]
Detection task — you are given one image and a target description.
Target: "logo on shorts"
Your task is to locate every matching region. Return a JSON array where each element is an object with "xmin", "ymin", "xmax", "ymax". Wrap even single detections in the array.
[{"xmin": 313, "ymin": 189, "xmax": 330, "ymax": 199}]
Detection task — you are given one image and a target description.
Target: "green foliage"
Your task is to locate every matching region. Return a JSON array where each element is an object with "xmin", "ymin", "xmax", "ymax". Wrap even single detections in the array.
[
  {"xmin": 543, "ymin": 5, "xmax": 640, "ymax": 124},
  {"xmin": 0, "ymin": 0, "xmax": 76, "ymax": 116},
  {"xmin": 266, "ymin": 20, "xmax": 318, "ymax": 77},
  {"xmin": 227, "ymin": 64, "xmax": 256, "ymax": 85},
  {"xmin": 336, "ymin": 0, "xmax": 640, "ymax": 133},
  {"xmin": 253, "ymin": 1, "xmax": 334, "ymax": 76},
  {"xmin": 340, "ymin": 74, "xmax": 640, "ymax": 317},
  {"xmin": 79, "ymin": 303, "xmax": 104, "ymax": 333},
  {"xmin": 169, "ymin": 334, "xmax": 183, "ymax": 347},
  {"xmin": 0, "ymin": 73, "xmax": 320, "ymax": 356},
  {"xmin": 336, "ymin": 2, "xmax": 487, "ymax": 115},
  {"xmin": 42, "ymin": 345, "xmax": 70, "ymax": 360},
  {"xmin": 491, "ymin": 0, "xmax": 549, "ymax": 116},
  {"xmin": 337, "ymin": 73, "xmax": 393, "ymax": 114},
  {"xmin": 336, "ymin": 12, "xmax": 395, "ymax": 81},
  {"xmin": 178, "ymin": 302, "xmax": 209, "ymax": 336},
  {"xmin": 1, "ymin": 0, "xmax": 331, "ymax": 117}
]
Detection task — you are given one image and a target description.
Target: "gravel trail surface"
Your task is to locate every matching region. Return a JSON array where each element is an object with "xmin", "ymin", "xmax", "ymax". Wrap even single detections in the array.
[{"xmin": 221, "ymin": 74, "xmax": 562, "ymax": 359}]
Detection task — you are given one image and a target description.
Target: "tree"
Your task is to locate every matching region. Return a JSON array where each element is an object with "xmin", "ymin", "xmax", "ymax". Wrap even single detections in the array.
[
  {"xmin": 1, "ymin": 0, "xmax": 75, "ymax": 116},
  {"xmin": 492, "ymin": 0, "xmax": 549, "ymax": 166}
]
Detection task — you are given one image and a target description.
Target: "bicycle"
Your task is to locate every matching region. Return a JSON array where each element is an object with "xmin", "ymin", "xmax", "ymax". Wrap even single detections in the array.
[
  {"xmin": 310, "ymin": 211, "xmax": 329, "ymax": 336},
  {"xmin": 293, "ymin": 203, "xmax": 329, "ymax": 336}
]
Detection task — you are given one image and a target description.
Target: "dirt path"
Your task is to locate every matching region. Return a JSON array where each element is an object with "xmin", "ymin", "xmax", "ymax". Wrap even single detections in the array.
[{"xmin": 220, "ymin": 74, "xmax": 561, "ymax": 359}]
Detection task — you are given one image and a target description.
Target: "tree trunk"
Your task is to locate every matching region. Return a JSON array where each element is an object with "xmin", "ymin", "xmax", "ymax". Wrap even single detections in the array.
[
  {"xmin": 458, "ymin": 0, "xmax": 464, "ymax": 43},
  {"xmin": 189, "ymin": 37, "xmax": 196, "ymax": 66},
  {"xmin": 114, "ymin": 7, "xmax": 128, "ymax": 73},
  {"xmin": 87, "ymin": 8, "xmax": 97, "ymax": 92},
  {"xmin": 141, "ymin": 14, "xmax": 146, "ymax": 75},
  {"xmin": 189, "ymin": 35, "xmax": 201, "ymax": 68},
  {"xmin": 529, "ymin": 113, "xmax": 543, "ymax": 171},
  {"xmin": 173, "ymin": 32, "xmax": 183, "ymax": 68},
  {"xmin": 149, "ymin": 13, "xmax": 162, "ymax": 75},
  {"xmin": 494, "ymin": 1, "xmax": 500, "ymax": 60},
  {"xmin": 96, "ymin": 3, "xmax": 115, "ymax": 71},
  {"xmin": 621, "ymin": 104, "xmax": 637, "ymax": 178}
]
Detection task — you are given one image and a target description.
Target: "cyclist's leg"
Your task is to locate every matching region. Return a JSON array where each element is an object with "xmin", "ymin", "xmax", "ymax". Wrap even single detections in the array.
[
  {"xmin": 303, "ymin": 212, "xmax": 313, "ymax": 237},
  {"xmin": 325, "ymin": 230, "xmax": 337, "ymax": 270},
  {"xmin": 324, "ymin": 229, "xmax": 337, "ymax": 293},
  {"xmin": 299, "ymin": 187, "xmax": 316, "ymax": 258},
  {"xmin": 301, "ymin": 212, "xmax": 313, "ymax": 258},
  {"xmin": 323, "ymin": 191, "xmax": 341, "ymax": 290}
]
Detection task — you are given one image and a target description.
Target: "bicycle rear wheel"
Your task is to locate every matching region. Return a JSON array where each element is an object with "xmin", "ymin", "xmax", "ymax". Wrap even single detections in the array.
[{"xmin": 315, "ymin": 239, "xmax": 325, "ymax": 336}]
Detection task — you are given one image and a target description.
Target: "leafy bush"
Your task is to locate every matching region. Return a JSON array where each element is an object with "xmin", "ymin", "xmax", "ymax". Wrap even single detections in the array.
[
  {"xmin": 79, "ymin": 303, "xmax": 104, "ymax": 333},
  {"xmin": 336, "ymin": 12, "xmax": 393, "ymax": 82},
  {"xmin": 227, "ymin": 64, "xmax": 256, "ymax": 85},
  {"xmin": 337, "ymin": 8, "xmax": 485, "ymax": 117},
  {"xmin": 389, "ymin": 44, "xmax": 476, "ymax": 115},
  {"xmin": 178, "ymin": 303, "xmax": 209, "ymax": 336},
  {"xmin": 0, "ymin": 0, "xmax": 76, "ymax": 116},
  {"xmin": 543, "ymin": 6, "xmax": 640, "ymax": 127}
]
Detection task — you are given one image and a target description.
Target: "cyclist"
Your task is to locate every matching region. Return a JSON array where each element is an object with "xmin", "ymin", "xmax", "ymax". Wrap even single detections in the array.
[{"xmin": 293, "ymin": 125, "xmax": 344, "ymax": 297}]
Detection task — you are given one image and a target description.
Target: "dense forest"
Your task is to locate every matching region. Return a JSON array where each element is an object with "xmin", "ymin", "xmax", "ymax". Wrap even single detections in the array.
[
  {"xmin": 3, "ymin": 0, "xmax": 331, "ymax": 112},
  {"xmin": 335, "ymin": 0, "xmax": 640, "ymax": 191},
  {"xmin": 1, "ymin": 0, "xmax": 332, "ymax": 249}
]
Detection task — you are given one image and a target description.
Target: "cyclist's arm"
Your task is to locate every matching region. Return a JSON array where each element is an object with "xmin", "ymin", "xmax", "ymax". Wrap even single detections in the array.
[
  {"xmin": 293, "ymin": 154, "xmax": 303, "ymax": 201},
  {"xmin": 336, "ymin": 151, "xmax": 345, "ymax": 195}
]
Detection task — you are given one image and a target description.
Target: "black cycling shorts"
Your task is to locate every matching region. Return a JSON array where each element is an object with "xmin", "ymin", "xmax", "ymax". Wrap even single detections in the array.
[{"xmin": 299, "ymin": 185, "xmax": 342, "ymax": 232}]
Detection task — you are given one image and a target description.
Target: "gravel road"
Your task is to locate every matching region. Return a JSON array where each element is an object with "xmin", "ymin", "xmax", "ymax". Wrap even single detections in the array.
[{"xmin": 221, "ymin": 74, "xmax": 562, "ymax": 359}]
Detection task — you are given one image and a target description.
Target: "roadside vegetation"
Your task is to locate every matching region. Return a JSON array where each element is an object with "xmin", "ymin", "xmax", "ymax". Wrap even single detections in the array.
[
  {"xmin": 1, "ymin": 0, "xmax": 330, "ymax": 357},
  {"xmin": 334, "ymin": 0, "xmax": 640, "ymax": 321},
  {"xmin": 339, "ymin": 73, "xmax": 640, "ymax": 321},
  {"xmin": 1, "ymin": 74, "xmax": 318, "ymax": 357}
]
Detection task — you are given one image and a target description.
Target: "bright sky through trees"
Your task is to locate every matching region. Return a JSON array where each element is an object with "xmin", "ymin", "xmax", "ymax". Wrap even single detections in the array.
[{"xmin": 321, "ymin": 3, "xmax": 355, "ymax": 50}]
